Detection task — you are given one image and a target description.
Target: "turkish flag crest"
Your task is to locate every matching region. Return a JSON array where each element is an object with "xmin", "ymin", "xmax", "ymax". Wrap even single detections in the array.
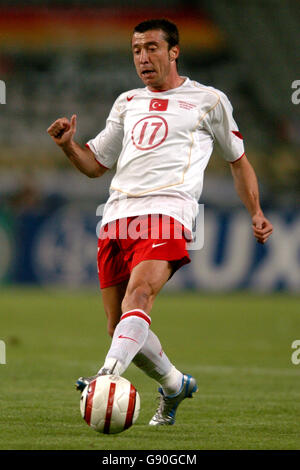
[{"xmin": 149, "ymin": 98, "xmax": 169, "ymax": 112}]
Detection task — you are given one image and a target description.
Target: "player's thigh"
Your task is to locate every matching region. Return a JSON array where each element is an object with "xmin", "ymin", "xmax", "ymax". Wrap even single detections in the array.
[
  {"xmin": 101, "ymin": 279, "xmax": 128, "ymax": 336},
  {"xmin": 122, "ymin": 259, "xmax": 173, "ymax": 314}
]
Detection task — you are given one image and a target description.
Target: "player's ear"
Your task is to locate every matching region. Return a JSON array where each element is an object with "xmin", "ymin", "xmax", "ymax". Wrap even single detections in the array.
[{"xmin": 169, "ymin": 45, "xmax": 179, "ymax": 62}]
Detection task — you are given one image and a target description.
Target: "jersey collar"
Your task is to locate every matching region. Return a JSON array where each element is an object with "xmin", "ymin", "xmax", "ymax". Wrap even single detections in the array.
[{"xmin": 146, "ymin": 77, "xmax": 189, "ymax": 95}]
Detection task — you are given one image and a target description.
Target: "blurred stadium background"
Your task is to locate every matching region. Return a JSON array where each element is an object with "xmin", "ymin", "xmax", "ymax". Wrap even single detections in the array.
[{"xmin": 0, "ymin": 0, "xmax": 299, "ymax": 292}]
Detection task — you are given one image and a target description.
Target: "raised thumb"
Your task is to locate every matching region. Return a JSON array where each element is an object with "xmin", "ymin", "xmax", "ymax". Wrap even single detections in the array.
[{"xmin": 70, "ymin": 114, "xmax": 77, "ymax": 132}]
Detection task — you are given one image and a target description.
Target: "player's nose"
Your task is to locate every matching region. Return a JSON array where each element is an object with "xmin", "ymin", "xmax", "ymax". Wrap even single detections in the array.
[{"xmin": 139, "ymin": 48, "xmax": 149, "ymax": 64}]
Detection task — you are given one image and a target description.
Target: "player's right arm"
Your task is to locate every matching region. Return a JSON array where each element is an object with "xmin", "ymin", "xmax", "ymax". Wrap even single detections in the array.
[{"xmin": 47, "ymin": 114, "xmax": 107, "ymax": 178}]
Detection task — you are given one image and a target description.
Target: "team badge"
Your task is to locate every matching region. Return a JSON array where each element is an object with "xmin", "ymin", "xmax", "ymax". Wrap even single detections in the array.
[{"xmin": 149, "ymin": 99, "xmax": 169, "ymax": 112}]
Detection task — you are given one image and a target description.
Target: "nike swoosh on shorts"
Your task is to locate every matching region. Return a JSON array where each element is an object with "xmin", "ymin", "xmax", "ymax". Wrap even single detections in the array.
[{"xmin": 152, "ymin": 242, "xmax": 167, "ymax": 248}]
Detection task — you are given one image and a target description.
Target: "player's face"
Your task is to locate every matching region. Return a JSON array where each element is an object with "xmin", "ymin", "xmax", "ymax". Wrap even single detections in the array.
[{"xmin": 132, "ymin": 29, "xmax": 178, "ymax": 91}]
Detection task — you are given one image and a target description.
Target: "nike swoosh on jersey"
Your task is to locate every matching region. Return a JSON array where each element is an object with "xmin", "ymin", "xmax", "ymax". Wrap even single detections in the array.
[
  {"xmin": 152, "ymin": 242, "xmax": 167, "ymax": 248},
  {"xmin": 118, "ymin": 334, "xmax": 138, "ymax": 343},
  {"xmin": 127, "ymin": 95, "xmax": 135, "ymax": 101}
]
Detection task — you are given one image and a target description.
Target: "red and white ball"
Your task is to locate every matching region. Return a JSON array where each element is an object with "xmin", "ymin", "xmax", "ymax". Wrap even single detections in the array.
[{"xmin": 80, "ymin": 375, "xmax": 140, "ymax": 434}]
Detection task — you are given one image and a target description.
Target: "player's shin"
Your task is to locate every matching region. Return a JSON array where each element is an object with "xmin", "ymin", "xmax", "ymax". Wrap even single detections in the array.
[
  {"xmin": 99, "ymin": 309, "xmax": 151, "ymax": 376},
  {"xmin": 133, "ymin": 329, "xmax": 183, "ymax": 396}
]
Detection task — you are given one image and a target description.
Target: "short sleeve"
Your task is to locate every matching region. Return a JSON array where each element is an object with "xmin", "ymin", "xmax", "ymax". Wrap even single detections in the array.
[
  {"xmin": 205, "ymin": 90, "xmax": 245, "ymax": 163},
  {"xmin": 86, "ymin": 96, "xmax": 124, "ymax": 169}
]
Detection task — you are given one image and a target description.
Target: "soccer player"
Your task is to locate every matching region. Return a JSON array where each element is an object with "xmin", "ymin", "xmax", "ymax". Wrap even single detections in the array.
[{"xmin": 47, "ymin": 19, "xmax": 273, "ymax": 425}]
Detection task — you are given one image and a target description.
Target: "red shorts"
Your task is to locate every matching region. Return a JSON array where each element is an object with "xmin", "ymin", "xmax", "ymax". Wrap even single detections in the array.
[{"xmin": 97, "ymin": 214, "xmax": 191, "ymax": 289}]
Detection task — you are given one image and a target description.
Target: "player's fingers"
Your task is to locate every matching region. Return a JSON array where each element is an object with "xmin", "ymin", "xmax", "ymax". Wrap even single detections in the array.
[
  {"xmin": 47, "ymin": 123, "xmax": 58, "ymax": 135},
  {"xmin": 253, "ymin": 231, "xmax": 272, "ymax": 244},
  {"xmin": 255, "ymin": 230, "xmax": 272, "ymax": 244},
  {"xmin": 260, "ymin": 224, "xmax": 273, "ymax": 235},
  {"xmin": 253, "ymin": 226, "xmax": 272, "ymax": 236},
  {"xmin": 47, "ymin": 123, "xmax": 66, "ymax": 136},
  {"xmin": 47, "ymin": 118, "xmax": 70, "ymax": 136},
  {"xmin": 257, "ymin": 237, "xmax": 269, "ymax": 245},
  {"xmin": 50, "ymin": 126, "xmax": 69, "ymax": 139},
  {"xmin": 262, "ymin": 226, "xmax": 273, "ymax": 235},
  {"xmin": 256, "ymin": 234, "xmax": 268, "ymax": 244},
  {"xmin": 47, "ymin": 117, "xmax": 68, "ymax": 131},
  {"xmin": 50, "ymin": 125, "xmax": 69, "ymax": 140}
]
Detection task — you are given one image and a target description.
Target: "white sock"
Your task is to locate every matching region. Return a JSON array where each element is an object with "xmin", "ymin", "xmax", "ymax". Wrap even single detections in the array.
[
  {"xmin": 99, "ymin": 309, "xmax": 151, "ymax": 376},
  {"xmin": 98, "ymin": 357, "xmax": 123, "ymax": 376},
  {"xmin": 133, "ymin": 329, "xmax": 183, "ymax": 396},
  {"xmin": 159, "ymin": 365, "xmax": 184, "ymax": 396}
]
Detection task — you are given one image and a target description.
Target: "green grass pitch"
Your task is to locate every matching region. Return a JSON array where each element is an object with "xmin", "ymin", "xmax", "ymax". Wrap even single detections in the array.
[{"xmin": 0, "ymin": 287, "xmax": 299, "ymax": 450}]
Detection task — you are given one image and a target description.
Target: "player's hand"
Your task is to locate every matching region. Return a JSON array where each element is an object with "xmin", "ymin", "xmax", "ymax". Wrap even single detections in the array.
[
  {"xmin": 252, "ymin": 213, "xmax": 273, "ymax": 244},
  {"xmin": 47, "ymin": 114, "xmax": 77, "ymax": 147}
]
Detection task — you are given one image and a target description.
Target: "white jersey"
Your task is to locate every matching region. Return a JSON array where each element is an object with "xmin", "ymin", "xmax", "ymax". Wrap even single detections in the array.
[{"xmin": 87, "ymin": 77, "xmax": 245, "ymax": 233}]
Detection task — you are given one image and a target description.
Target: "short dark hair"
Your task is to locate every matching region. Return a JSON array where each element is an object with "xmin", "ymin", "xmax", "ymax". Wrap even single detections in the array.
[{"xmin": 133, "ymin": 18, "xmax": 180, "ymax": 50}]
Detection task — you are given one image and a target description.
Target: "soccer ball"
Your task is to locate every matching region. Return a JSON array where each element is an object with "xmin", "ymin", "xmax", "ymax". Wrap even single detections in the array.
[{"xmin": 80, "ymin": 375, "xmax": 140, "ymax": 434}]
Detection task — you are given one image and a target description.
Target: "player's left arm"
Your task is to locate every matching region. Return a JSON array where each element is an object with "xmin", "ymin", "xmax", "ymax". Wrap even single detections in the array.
[{"xmin": 230, "ymin": 154, "xmax": 273, "ymax": 244}]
